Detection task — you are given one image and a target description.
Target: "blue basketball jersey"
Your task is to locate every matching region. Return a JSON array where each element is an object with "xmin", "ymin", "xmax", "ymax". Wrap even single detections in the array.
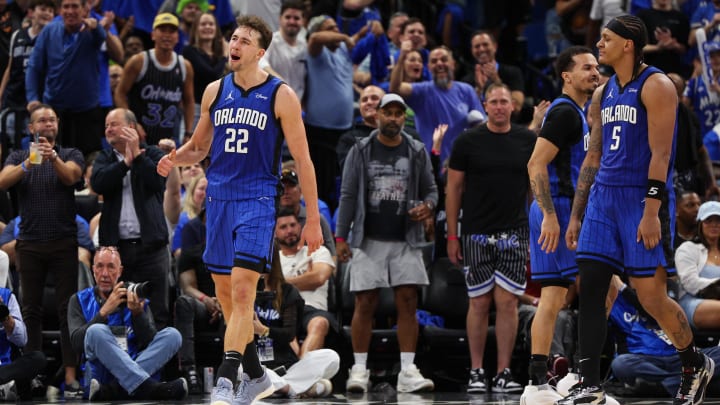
[
  {"xmin": 541, "ymin": 95, "xmax": 589, "ymax": 198},
  {"xmin": 684, "ymin": 75, "xmax": 720, "ymax": 136},
  {"xmin": 207, "ymin": 74, "xmax": 285, "ymax": 200},
  {"xmin": 595, "ymin": 67, "xmax": 676, "ymax": 188}
]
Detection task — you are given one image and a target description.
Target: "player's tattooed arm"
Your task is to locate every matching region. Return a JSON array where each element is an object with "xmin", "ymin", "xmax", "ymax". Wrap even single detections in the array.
[
  {"xmin": 569, "ymin": 85, "xmax": 603, "ymax": 220},
  {"xmin": 530, "ymin": 173, "xmax": 555, "ymax": 215}
]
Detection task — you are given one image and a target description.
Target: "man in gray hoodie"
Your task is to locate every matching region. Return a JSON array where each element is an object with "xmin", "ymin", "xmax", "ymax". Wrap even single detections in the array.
[{"xmin": 335, "ymin": 93, "xmax": 437, "ymax": 394}]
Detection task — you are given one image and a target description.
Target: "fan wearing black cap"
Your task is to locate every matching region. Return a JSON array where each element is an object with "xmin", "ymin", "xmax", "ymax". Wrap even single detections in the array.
[
  {"xmin": 279, "ymin": 168, "xmax": 336, "ymax": 257},
  {"xmin": 562, "ymin": 15, "xmax": 714, "ymax": 405}
]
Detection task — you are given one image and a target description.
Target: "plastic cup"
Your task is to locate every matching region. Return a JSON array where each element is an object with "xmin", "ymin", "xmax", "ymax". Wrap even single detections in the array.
[
  {"xmin": 408, "ymin": 199, "xmax": 423, "ymax": 213},
  {"xmin": 29, "ymin": 143, "xmax": 42, "ymax": 164}
]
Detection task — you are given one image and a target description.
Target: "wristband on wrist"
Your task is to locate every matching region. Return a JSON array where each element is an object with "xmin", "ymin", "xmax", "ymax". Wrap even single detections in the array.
[
  {"xmin": 198, "ymin": 294, "xmax": 206, "ymax": 302},
  {"xmin": 20, "ymin": 161, "xmax": 27, "ymax": 173},
  {"xmin": 335, "ymin": 236, "xmax": 346, "ymax": 243},
  {"xmin": 646, "ymin": 179, "xmax": 665, "ymax": 200},
  {"xmin": 448, "ymin": 235, "xmax": 459, "ymax": 241},
  {"xmin": 431, "ymin": 148, "xmax": 440, "ymax": 156}
]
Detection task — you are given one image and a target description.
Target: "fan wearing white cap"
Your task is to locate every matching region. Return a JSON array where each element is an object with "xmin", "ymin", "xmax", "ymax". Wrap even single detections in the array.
[{"xmin": 336, "ymin": 93, "xmax": 438, "ymax": 394}]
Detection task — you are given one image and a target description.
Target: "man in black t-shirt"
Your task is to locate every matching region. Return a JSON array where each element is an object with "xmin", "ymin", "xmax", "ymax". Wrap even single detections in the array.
[{"xmin": 446, "ymin": 83, "xmax": 536, "ymax": 394}]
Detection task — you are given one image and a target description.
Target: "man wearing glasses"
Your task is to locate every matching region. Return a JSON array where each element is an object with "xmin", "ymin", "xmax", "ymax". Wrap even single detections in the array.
[
  {"xmin": 0, "ymin": 104, "xmax": 85, "ymax": 397},
  {"xmin": 68, "ymin": 246, "xmax": 187, "ymax": 400}
]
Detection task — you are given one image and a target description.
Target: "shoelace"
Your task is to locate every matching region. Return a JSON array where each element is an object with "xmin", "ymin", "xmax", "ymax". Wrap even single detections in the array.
[
  {"xmin": 214, "ymin": 380, "xmax": 234, "ymax": 398},
  {"xmin": 677, "ymin": 367, "xmax": 696, "ymax": 397}
]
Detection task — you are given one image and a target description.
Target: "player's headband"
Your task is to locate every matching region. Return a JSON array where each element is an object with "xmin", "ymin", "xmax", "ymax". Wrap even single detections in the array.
[{"xmin": 605, "ymin": 18, "xmax": 646, "ymax": 49}]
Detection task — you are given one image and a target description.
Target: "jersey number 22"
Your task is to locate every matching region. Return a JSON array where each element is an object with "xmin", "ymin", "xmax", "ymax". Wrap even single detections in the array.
[{"xmin": 225, "ymin": 128, "xmax": 249, "ymax": 153}]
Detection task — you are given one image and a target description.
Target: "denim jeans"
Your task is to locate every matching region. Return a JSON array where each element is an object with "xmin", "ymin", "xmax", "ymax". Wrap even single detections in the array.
[
  {"xmin": 83, "ymin": 323, "xmax": 181, "ymax": 394},
  {"xmin": 612, "ymin": 346, "xmax": 720, "ymax": 395}
]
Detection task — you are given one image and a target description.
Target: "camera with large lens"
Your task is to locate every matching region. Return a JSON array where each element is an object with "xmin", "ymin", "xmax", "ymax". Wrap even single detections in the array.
[{"xmin": 123, "ymin": 281, "xmax": 152, "ymax": 300}]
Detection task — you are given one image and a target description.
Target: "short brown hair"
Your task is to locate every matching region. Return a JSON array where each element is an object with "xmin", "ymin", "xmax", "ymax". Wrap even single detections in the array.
[{"xmin": 236, "ymin": 15, "xmax": 273, "ymax": 50}]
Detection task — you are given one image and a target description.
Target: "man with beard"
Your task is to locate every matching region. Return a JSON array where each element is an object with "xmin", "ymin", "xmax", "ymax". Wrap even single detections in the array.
[
  {"xmin": 390, "ymin": 44, "xmax": 484, "ymax": 163},
  {"xmin": 0, "ymin": 104, "xmax": 85, "ymax": 396},
  {"xmin": 275, "ymin": 208, "xmax": 336, "ymax": 357},
  {"xmin": 446, "ymin": 83, "xmax": 536, "ymax": 394},
  {"xmin": 336, "ymin": 93, "xmax": 437, "ymax": 394},
  {"xmin": 675, "ymin": 190, "xmax": 702, "ymax": 250}
]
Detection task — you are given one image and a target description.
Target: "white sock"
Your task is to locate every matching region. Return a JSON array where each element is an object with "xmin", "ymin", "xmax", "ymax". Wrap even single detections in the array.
[
  {"xmin": 400, "ymin": 352, "xmax": 415, "ymax": 371},
  {"xmin": 353, "ymin": 353, "xmax": 367, "ymax": 369}
]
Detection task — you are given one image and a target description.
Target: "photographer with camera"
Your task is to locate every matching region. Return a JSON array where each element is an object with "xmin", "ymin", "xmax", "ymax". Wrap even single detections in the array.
[
  {"xmin": 67, "ymin": 246, "xmax": 187, "ymax": 401},
  {"xmin": 0, "ymin": 290, "xmax": 46, "ymax": 400}
]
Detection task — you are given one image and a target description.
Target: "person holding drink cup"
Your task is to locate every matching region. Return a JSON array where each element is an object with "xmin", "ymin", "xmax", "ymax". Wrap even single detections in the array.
[
  {"xmin": 0, "ymin": 103, "xmax": 86, "ymax": 397},
  {"xmin": 335, "ymin": 93, "xmax": 437, "ymax": 393}
]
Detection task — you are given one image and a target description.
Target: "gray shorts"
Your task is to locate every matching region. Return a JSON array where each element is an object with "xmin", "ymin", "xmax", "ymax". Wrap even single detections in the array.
[{"xmin": 349, "ymin": 239, "xmax": 429, "ymax": 292}]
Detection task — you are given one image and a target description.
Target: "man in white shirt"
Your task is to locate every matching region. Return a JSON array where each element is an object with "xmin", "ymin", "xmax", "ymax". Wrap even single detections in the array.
[
  {"xmin": 275, "ymin": 208, "xmax": 336, "ymax": 358},
  {"xmin": 260, "ymin": 0, "xmax": 307, "ymax": 102}
]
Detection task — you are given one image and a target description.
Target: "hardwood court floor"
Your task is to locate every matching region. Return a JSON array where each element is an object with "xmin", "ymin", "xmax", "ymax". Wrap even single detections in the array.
[{"xmin": 23, "ymin": 392, "xmax": 719, "ymax": 404}]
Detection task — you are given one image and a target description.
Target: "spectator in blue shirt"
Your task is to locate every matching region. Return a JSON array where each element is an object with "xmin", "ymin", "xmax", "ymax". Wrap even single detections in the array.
[{"xmin": 26, "ymin": 0, "xmax": 108, "ymax": 156}]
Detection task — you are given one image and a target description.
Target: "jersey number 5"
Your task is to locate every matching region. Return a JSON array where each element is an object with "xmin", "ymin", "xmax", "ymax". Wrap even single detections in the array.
[
  {"xmin": 610, "ymin": 126, "xmax": 621, "ymax": 151},
  {"xmin": 225, "ymin": 128, "xmax": 249, "ymax": 153}
]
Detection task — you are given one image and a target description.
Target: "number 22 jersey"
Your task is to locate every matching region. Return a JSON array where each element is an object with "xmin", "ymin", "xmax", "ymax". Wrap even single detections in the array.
[{"xmin": 208, "ymin": 73, "xmax": 285, "ymax": 200}]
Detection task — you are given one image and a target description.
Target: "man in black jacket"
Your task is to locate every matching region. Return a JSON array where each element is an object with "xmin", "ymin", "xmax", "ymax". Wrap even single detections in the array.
[{"xmin": 91, "ymin": 108, "xmax": 170, "ymax": 328}]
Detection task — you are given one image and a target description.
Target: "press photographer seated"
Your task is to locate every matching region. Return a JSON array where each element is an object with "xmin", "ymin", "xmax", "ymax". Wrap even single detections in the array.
[
  {"xmin": 0, "ymin": 292, "xmax": 45, "ymax": 400},
  {"xmin": 67, "ymin": 246, "xmax": 187, "ymax": 400}
]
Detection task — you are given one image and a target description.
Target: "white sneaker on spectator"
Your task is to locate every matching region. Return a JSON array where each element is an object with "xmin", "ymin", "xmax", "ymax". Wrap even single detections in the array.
[
  {"xmin": 346, "ymin": 365, "xmax": 370, "ymax": 393},
  {"xmin": 397, "ymin": 365, "xmax": 434, "ymax": 393},
  {"xmin": 294, "ymin": 378, "xmax": 332, "ymax": 398}
]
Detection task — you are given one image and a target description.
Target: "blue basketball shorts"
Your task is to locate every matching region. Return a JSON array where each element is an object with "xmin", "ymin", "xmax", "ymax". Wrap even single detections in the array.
[
  {"xmin": 576, "ymin": 183, "xmax": 675, "ymax": 277},
  {"xmin": 203, "ymin": 196, "xmax": 277, "ymax": 274},
  {"xmin": 529, "ymin": 197, "xmax": 578, "ymax": 283}
]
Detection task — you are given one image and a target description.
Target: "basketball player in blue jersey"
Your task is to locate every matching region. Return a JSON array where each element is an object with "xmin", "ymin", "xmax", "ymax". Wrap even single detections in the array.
[
  {"xmin": 156, "ymin": 15, "xmax": 323, "ymax": 405},
  {"xmin": 561, "ymin": 15, "xmax": 714, "ymax": 405},
  {"xmin": 521, "ymin": 46, "xmax": 600, "ymax": 405}
]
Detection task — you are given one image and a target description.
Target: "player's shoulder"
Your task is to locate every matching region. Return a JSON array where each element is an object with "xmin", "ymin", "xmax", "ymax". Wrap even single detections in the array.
[{"xmin": 641, "ymin": 70, "xmax": 677, "ymax": 99}]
